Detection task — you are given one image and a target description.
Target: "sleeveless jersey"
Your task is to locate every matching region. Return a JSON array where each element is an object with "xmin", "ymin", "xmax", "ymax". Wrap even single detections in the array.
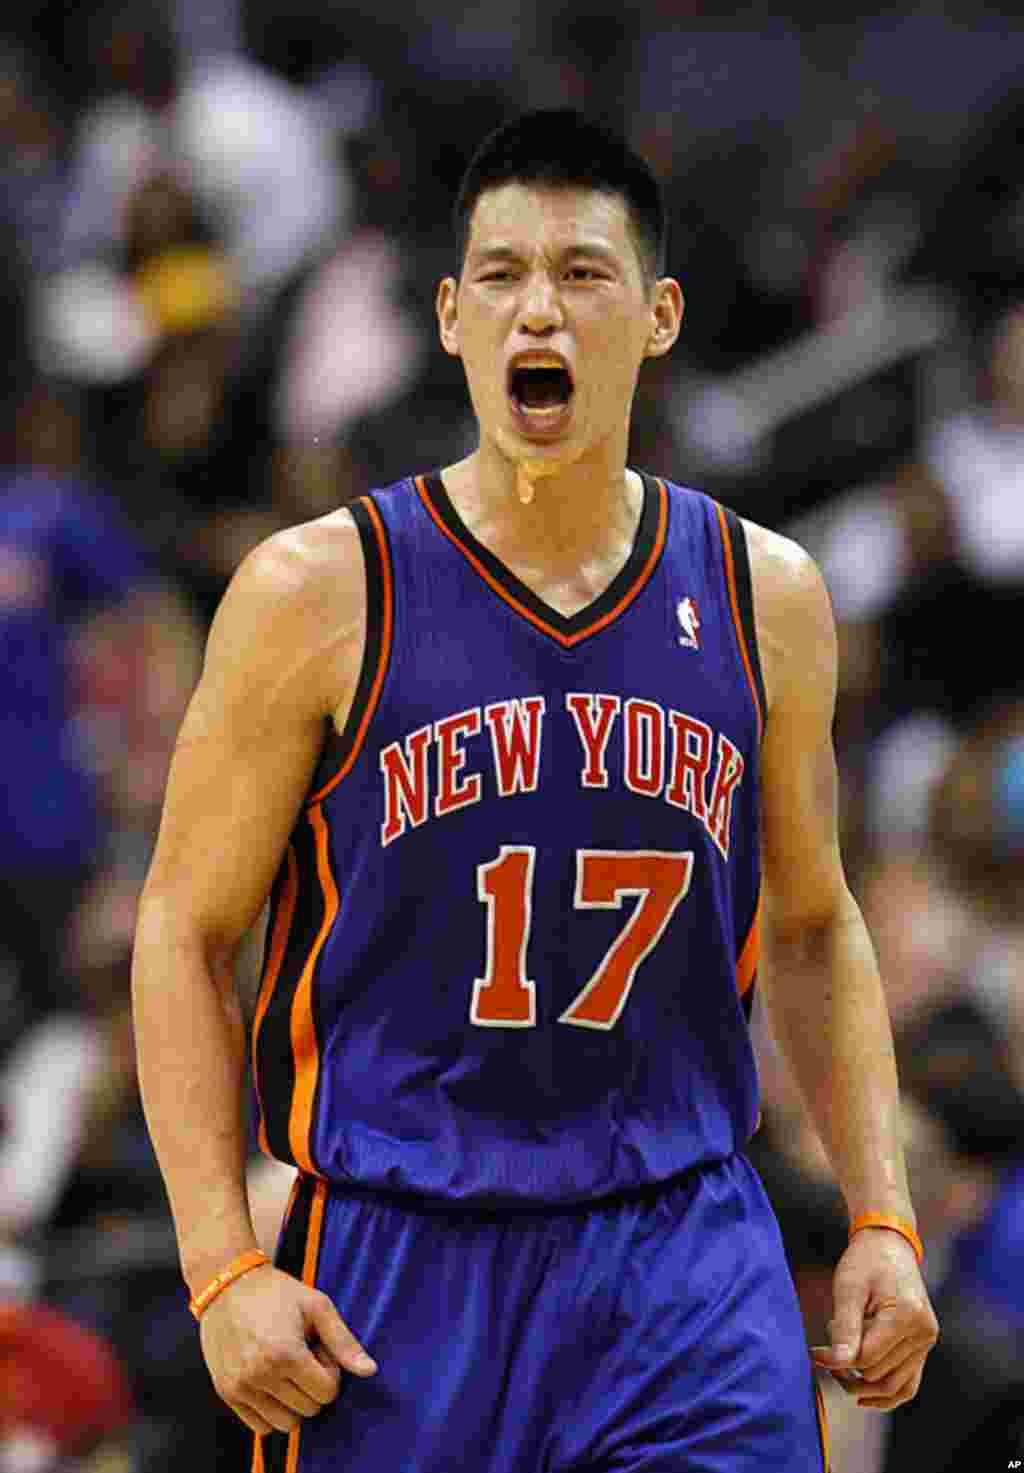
[{"xmin": 251, "ymin": 470, "xmax": 767, "ymax": 1205}]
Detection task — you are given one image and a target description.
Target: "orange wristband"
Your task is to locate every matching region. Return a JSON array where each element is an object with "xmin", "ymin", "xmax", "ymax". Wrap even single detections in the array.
[
  {"xmin": 848, "ymin": 1213, "xmax": 924, "ymax": 1265},
  {"xmin": 188, "ymin": 1249, "xmax": 270, "ymax": 1320}
]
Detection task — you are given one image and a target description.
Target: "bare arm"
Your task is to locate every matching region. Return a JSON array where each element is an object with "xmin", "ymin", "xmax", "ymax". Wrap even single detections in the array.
[
  {"xmin": 131, "ymin": 513, "xmax": 377, "ymax": 1434},
  {"xmin": 749, "ymin": 524, "xmax": 938, "ymax": 1409},
  {"xmin": 753, "ymin": 535, "xmax": 910, "ymax": 1221}
]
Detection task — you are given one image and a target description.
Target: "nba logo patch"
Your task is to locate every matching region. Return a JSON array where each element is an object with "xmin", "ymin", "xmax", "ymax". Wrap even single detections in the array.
[{"xmin": 676, "ymin": 596, "xmax": 700, "ymax": 650}]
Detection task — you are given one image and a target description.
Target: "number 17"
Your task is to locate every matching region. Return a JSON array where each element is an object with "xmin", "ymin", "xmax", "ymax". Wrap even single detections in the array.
[{"xmin": 471, "ymin": 847, "xmax": 694, "ymax": 1031}]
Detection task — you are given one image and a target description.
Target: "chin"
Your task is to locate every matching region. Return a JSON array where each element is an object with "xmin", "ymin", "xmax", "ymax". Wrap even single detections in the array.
[{"xmin": 497, "ymin": 426, "xmax": 583, "ymax": 468}]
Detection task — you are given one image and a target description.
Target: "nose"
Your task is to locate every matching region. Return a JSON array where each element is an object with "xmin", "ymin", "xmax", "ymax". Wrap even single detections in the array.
[{"xmin": 517, "ymin": 271, "xmax": 564, "ymax": 334}]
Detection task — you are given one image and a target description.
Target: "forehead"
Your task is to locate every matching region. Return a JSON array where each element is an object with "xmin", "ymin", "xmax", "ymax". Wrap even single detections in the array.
[{"xmin": 465, "ymin": 182, "xmax": 640, "ymax": 264}]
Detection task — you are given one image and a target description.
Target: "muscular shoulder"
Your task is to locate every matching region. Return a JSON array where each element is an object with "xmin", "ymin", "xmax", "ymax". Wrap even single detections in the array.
[
  {"xmin": 738, "ymin": 516, "xmax": 836, "ymax": 715},
  {"xmin": 196, "ymin": 508, "xmax": 367, "ymax": 731},
  {"xmin": 228, "ymin": 507, "xmax": 364, "ymax": 621}
]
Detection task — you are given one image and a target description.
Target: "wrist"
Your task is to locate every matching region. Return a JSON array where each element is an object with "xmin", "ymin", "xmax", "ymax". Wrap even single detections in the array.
[
  {"xmin": 188, "ymin": 1248, "xmax": 271, "ymax": 1319},
  {"xmin": 177, "ymin": 1193, "xmax": 260, "ymax": 1298},
  {"xmin": 848, "ymin": 1211, "xmax": 923, "ymax": 1265},
  {"xmin": 181, "ymin": 1229, "xmax": 261, "ymax": 1301}
]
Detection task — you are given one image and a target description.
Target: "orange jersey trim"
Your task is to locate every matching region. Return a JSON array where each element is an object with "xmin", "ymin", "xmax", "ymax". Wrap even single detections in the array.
[
  {"xmin": 287, "ymin": 806, "xmax": 339, "ymax": 1175},
  {"xmin": 415, "ymin": 474, "xmax": 668, "ymax": 648},
  {"xmin": 252, "ymin": 845, "xmax": 299, "ymax": 1156},
  {"xmin": 735, "ymin": 892, "xmax": 762, "ymax": 998},
  {"xmin": 307, "ymin": 495, "xmax": 394, "ymax": 805},
  {"xmin": 715, "ymin": 503, "xmax": 764, "ymax": 742},
  {"xmin": 815, "ymin": 1377, "xmax": 831, "ymax": 1471}
]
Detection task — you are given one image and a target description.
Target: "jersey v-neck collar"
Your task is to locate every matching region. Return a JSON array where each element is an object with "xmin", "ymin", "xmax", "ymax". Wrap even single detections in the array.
[{"xmin": 414, "ymin": 470, "xmax": 668, "ymax": 649}]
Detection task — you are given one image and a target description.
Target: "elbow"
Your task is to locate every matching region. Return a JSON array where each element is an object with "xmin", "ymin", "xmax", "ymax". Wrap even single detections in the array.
[
  {"xmin": 133, "ymin": 888, "xmax": 242, "ymax": 990},
  {"xmin": 765, "ymin": 885, "xmax": 859, "ymax": 969}
]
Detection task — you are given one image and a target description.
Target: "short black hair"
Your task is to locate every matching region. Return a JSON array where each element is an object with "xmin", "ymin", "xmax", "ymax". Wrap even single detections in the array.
[{"xmin": 453, "ymin": 108, "xmax": 667, "ymax": 289}]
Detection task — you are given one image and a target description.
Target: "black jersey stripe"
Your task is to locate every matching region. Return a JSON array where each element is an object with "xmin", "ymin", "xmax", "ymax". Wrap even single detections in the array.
[
  {"xmin": 287, "ymin": 804, "xmax": 338, "ymax": 1176},
  {"xmin": 252, "ymin": 845, "xmax": 299, "ymax": 1157},
  {"xmin": 718, "ymin": 506, "xmax": 768, "ymax": 735},
  {"xmin": 307, "ymin": 495, "xmax": 394, "ymax": 804},
  {"xmin": 254, "ymin": 1175, "xmax": 326, "ymax": 1473},
  {"xmin": 255, "ymin": 813, "xmax": 328, "ymax": 1170}
]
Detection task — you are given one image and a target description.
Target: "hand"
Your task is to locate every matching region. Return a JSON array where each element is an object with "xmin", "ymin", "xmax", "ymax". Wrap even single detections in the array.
[
  {"xmin": 199, "ymin": 1263, "xmax": 378, "ymax": 1436},
  {"xmin": 811, "ymin": 1227, "xmax": 939, "ymax": 1410}
]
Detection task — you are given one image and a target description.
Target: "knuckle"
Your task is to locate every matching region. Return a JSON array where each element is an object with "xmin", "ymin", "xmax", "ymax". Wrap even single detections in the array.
[
  {"xmin": 307, "ymin": 1290, "xmax": 336, "ymax": 1321},
  {"xmin": 236, "ymin": 1352, "xmax": 264, "ymax": 1387},
  {"xmin": 217, "ymin": 1370, "xmax": 245, "ymax": 1401},
  {"xmin": 276, "ymin": 1344, "xmax": 304, "ymax": 1376},
  {"xmin": 251, "ymin": 1344, "xmax": 292, "ymax": 1382},
  {"xmin": 265, "ymin": 1405, "xmax": 296, "ymax": 1433}
]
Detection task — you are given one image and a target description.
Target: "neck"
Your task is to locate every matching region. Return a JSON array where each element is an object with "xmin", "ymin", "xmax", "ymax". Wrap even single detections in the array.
[{"xmin": 444, "ymin": 439, "xmax": 641, "ymax": 569}]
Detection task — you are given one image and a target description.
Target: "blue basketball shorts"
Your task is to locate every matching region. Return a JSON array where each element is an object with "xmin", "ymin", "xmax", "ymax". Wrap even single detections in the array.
[{"xmin": 253, "ymin": 1153, "xmax": 829, "ymax": 1473}]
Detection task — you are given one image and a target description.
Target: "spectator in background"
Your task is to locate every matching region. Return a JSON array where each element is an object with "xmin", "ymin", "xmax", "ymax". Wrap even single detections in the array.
[
  {"xmin": 820, "ymin": 302, "xmax": 1024, "ymax": 734},
  {"xmin": 60, "ymin": 2, "xmax": 349, "ymax": 307},
  {"xmin": 0, "ymin": 381, "xmax": 151, "ymax": 1038},
  {"xmin": 881, "ymin": 1005, "xmax": 1024, "ymax": 1472},
  {"xmin": 271, "ymin": 228, "xmax": 423, "ymax": 452},
  {"xmin": 929, "ymin": 698, "xmax": 1024, "ymax": 1073},
  {"xmin": 0, "ymin": 368, "xmax": 208, "ymax": 1469},
  {"xmin": 0, "ymin": 375, "xmax": 200, "ymax": 1252},
  {"xmin": 904, "ymin": 72, "xmax": 1024, "ymax": 323},
  {"xmin": 124, "ymin": 169, "xmax": 238, "ymax": 346},
  {"xmin": 0, "ymin": 43, "xmax": 71, "ymax": 280},
  {"xmin": 924, "ymin": 302, "xmax": 1024, "ymax": 594},
  {"xmin": 0, "ymin": 1296, "xmax": 134, "ymax": 1468}
]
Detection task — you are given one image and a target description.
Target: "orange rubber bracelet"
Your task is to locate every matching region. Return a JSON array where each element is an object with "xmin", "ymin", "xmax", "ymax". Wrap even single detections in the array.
[
  {"xmin": 189, "ymin": 1249, "xmax": 270, "ymax": 1320},
  {"xmin": 848, "ymin": 1213, "xmax": 924, "ymax": 1265}
]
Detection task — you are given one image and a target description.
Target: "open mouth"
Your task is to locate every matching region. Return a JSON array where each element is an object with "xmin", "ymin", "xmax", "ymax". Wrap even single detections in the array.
[{"xmin": 508, "ymin": 364, "xmax": 574, "ymax": 417}]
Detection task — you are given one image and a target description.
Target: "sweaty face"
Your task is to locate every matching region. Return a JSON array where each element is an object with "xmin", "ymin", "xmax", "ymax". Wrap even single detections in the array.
[{"xmin": 439, "ymin": 184, "xmax": 663, "ymax": 473}]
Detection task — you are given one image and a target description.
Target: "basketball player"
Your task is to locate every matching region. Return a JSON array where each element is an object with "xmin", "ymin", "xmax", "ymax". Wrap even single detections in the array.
[{"xmin": 132, "ymin": 110, "xmax": 938, "ymax": 1472}]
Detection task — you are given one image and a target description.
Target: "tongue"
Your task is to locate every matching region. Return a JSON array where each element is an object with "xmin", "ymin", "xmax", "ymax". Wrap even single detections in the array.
[{"xmin": 518, "ymin": 370, "xmax": 568, "ymax": 409}]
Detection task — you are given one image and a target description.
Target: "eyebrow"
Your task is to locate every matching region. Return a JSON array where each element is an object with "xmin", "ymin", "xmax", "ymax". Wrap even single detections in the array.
[{"xmin": 468, "ymin": 241, "xmax": 622, "ymax": 269}]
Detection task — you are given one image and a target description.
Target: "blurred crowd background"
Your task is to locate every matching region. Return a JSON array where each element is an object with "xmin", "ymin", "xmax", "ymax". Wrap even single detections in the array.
[{"xmin": 1, "ymin": 1, "xmax": 1023, "ymax": 1469}]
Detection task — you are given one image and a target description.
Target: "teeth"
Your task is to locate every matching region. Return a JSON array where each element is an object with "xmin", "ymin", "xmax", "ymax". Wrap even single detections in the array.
[
  {"xmin": 518, "ymin": 403, "xmax": 566, "ymax": 417},
  {"xmin": 513, "ymin": 357, "xmax": 566, "ymax": 369}
]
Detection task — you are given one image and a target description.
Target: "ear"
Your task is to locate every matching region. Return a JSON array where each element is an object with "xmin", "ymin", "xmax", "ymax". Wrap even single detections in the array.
[
  {"xmin": 645, "ymin": 277, "xmax": 684, "ymax": 360},
  {"xmin": 436, "ymin": 276, "xmax": 461, "ymax": 358}
]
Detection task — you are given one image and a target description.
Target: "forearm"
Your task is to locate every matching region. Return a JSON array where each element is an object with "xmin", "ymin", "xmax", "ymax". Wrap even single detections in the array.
[
  {"xmin": 132, "ymin": 895, "xmax": 259, "ymax": 1294},
  {"xmin": 764, "ymin": 889, "xmax": 914, "ymax": 1224}
]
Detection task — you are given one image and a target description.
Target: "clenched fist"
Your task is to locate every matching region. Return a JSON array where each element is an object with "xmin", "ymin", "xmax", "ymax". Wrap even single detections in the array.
[{"xmin": 199, "ymin": 1263, "xmax": 378, "ymax": 1436}]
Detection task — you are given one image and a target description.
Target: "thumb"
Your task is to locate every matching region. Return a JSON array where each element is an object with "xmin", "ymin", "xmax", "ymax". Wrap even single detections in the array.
[
  {"xmin": 813, "ymin": 1284, "xmax": 866, "ymax": 1367},
  {"xmin": 306, "ymin": 1291, "xmax": 378, "ymax": 1377}
]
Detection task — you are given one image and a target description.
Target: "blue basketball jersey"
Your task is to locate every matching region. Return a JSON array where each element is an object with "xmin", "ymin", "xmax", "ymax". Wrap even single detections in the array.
[{"xmin": 251, "ymin": 470, "xmax": 767, "ymax": 1204}]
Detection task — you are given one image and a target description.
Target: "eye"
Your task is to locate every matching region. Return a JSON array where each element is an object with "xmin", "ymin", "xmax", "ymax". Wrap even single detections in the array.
[
  {"xmin": 480, "ymin": 270, "xmax": 515, "ymax": 283},
  {"xmin": 566, "ymin": 266, "xmax": 607, "ymax": 281}
]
